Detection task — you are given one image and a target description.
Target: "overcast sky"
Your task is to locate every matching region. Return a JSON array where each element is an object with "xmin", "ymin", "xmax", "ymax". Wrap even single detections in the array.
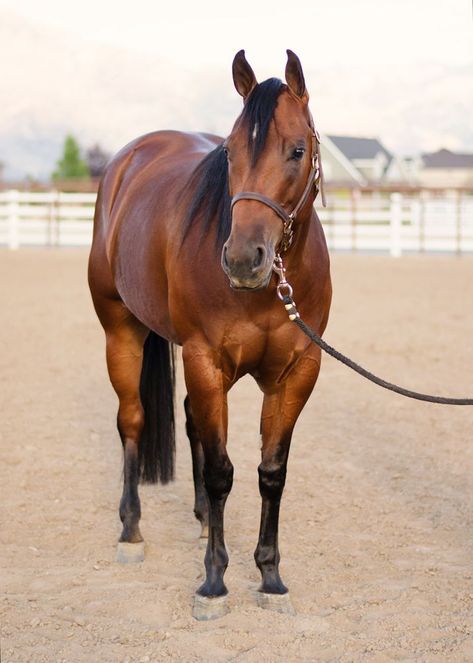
[
  {"xmin": 0, "ymin": 0, "xmax": 471, "ymax": 178},
  {"xmin": 2, "ymin": 0, "xmax": 472, "ymax": 71}
]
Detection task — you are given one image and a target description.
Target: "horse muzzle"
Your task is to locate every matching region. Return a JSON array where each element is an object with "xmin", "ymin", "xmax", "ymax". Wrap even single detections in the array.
[{"xmin": 221, "ymin": 241, "xmax": 274, "ymax": 290}]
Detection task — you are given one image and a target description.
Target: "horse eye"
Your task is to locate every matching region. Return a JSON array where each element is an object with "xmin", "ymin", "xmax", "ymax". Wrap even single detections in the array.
[
  {"xmin": 222, "ymin": 146, "xmax": 229, "ymax": 157},
  {"xmin": 291, "ymin": 147, "xmax": 305, "ymax": 161}
]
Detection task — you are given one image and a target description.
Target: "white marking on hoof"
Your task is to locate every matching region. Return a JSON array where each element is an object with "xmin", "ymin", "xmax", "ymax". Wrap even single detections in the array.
[
  {"xmin": 256, "ymin": 591, "xmax": 295, "ymax": 615},
  {"xmin": 116, "ymin": 541, "xmax": 145, "ymax": 564},
  {"xmin": 199, "ymin": 524, "xmax": 209, "ymax": 539},
  {"xmin": 192, "ymin": 594, "xmax": 229, "ymax": 621}
]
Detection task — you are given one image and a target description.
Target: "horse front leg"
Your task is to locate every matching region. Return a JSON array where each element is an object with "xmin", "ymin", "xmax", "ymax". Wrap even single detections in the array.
[
  {"xmin": 183, "ymin": 344, "xmax": 233, "ymax": 620},
  {"xmin": 255, "ymin": 349, "xmax": 321, "ymax": 613}
]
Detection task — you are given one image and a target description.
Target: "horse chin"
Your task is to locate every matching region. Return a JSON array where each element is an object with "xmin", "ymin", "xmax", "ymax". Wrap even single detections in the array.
[{"xmin": 228, "ymin": 270, "xmax": 272, "ymax": 292}]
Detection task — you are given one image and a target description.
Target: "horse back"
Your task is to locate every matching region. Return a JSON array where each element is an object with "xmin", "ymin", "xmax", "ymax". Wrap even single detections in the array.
[{"xmin": 95, "ymin": 130, "xmax": 221, "ymax": 255}]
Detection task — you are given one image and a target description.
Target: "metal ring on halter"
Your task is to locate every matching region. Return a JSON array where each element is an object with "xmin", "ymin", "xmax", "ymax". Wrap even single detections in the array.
[{"xmin": 277, "ymin": 282, "xmax": 293, "ymax": 301}]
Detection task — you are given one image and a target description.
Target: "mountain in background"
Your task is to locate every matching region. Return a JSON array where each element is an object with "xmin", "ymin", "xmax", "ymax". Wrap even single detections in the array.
[{"xmin": 1, "ymin": 10, "xmax": 472, "ymax": 181}]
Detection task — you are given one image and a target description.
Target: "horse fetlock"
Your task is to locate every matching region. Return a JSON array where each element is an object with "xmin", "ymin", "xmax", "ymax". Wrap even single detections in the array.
[
  {"xmin": 197, "ymin": 573, "xmax": 228, "ymax": 599},
  {"xmin": 258, "ymin": 565, "xmax": 287, "ymax": 595},
  {"xmin": 254, "ymin": 543, "xmax": 280, "ymax": 569},
  {"xmin": 204, "ymin": 545, "xmax": 229, "ymax": 571},
  {"xmin": 119, "ymin": 523, "xmax": 143, "ymax": 544},
  {"xmin": 119, "ymin": 496, "xmax": 142, "ymax": 543},
  {"xmin": 260, "ymin": 572, "xmax": 287, "ymax": 592},
  {"xmin": 119, "ymin": 494, "xmax": 141, "ymax": 522}
]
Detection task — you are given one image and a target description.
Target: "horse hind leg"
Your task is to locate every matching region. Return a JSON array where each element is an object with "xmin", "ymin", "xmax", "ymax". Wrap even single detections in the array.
[
  {"xmin": 184, "ymin": 395, "xmax": 209, "ymax": 539},
  {"xmin": 101, "ymin": 302, "xmax": 149, "ymax": 561}
]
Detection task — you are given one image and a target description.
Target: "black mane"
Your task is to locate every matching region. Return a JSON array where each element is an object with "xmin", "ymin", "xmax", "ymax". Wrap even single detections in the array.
[{"xmin": 182, "ymin": 78, "xmax": 285, "ymax": 249}]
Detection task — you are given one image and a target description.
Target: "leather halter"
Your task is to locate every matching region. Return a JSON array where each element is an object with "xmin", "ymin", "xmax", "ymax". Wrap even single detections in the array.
[{"xmin": 230, "ymin": 112, "xmax": 326, "ymax": 254}]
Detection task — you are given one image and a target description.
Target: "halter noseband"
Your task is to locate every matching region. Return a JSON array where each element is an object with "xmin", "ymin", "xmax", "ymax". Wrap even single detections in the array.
[{"xmin": 230, "ymin": 113, "xmax": 326, "ymax": 255}]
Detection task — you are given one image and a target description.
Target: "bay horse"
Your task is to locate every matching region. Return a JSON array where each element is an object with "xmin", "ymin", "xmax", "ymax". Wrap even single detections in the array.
[{"xmin": 88, "ymin": 49, "xmax": 332, "ymax": 619}]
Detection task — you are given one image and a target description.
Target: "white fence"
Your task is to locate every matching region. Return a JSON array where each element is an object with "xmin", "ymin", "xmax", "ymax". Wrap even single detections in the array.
[
  {"xmin": 1, "ymin": 189, "xmax": 473, "ymax": 255},
  {"xmin": 0, "ymin": 190, "xmax": 96, "ymax": 249},
  {"xmin": 319, "ymin": 190, "xmax": 473, "ymax": 255}
]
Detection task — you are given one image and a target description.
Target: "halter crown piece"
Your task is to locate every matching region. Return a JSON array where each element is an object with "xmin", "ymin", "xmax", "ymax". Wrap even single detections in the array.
[{"xmin": 230, "ymin": 111, "xmax": 326, "ymax": 255}]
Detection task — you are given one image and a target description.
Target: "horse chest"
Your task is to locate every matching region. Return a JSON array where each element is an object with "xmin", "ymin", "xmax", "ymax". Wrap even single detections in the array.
[{"xmin": 217, "ymin": 322, "xmax": 307, "ymax": 386}]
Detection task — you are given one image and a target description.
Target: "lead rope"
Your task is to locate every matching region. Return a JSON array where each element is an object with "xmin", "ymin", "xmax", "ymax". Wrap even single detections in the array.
[{"xmin": 272, "ymin": 257, "xmax": 473, "ymax": 405}]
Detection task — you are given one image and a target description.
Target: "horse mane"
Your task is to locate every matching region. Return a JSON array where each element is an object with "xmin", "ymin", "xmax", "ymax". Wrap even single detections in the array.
[{"xmin": 182, "ymin": 78, "xmax": 285, "ymax": 248}]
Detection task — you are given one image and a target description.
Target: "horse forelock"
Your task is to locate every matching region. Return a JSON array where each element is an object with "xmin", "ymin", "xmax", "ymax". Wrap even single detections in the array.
[{"xmin": 240, "ymin": 78, "xmax": 285, "ymax": 166}]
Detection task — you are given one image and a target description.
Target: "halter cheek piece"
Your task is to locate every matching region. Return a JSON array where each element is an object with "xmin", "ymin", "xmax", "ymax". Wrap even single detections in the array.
[{"xmin": 230, "ymin": 112, "xmax": 326, "ymax": 255}]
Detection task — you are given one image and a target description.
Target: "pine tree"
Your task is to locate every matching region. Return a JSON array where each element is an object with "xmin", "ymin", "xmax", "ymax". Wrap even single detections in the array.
[{"xmin": 52, "ymin": 135, "xmax": 90, "ymax": 180}]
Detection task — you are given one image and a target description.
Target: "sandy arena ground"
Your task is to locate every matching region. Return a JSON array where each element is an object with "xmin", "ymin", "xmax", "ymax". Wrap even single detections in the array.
[{"xmin": 1, "ymin": 249, "xmax": 473, "ymax": 662}]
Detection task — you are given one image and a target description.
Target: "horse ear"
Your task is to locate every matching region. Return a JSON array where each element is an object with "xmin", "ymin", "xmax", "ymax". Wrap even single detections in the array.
[
  {"xmin": 232, "ymin": 50, "xmax": 257, "ymax": 99},
  {"xmin": 285, "ymin": 49, "xmax": 308, "ymax": 99}
]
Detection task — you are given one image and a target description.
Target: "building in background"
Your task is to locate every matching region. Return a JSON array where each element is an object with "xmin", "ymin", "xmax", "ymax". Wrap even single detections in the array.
[
  {"xmin": 319, "ymin": 136, "xmax": 367, "ymax": 186},
  {"xmin": 418, "ymin": 149, "xmax": 473, "ymax": 188},
  {"xmin": 322, "ymin": 135, "xmax": 415, "ymax": 186}
]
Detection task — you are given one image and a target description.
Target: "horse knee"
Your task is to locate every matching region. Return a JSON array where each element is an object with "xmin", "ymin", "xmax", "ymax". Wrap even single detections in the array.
[
  {"xmin": 258, "ymin": 462, "xmax": 287, "ymax": 500},
  {"xmin": 203, "ymin": 456, "xmax": 234, "ymax": 499}
]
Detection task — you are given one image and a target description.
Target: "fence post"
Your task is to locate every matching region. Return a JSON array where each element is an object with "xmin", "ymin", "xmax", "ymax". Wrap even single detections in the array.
[
  {"xmin": 456, "ymin": 190, "xmax": 462, "ymax": 256},
  {"xmin": 350, "ymin": 188, "xmax": 360, "ymax": 252},
  {"xmin": 7, "ymin": 189, "xmax": 20, "ymax": 250},
  {"xmin": 410, "ymin": 196, "xmax": 421, "ymax": 252},
  {"xmin": 418, "ymin": 190, "xmax": 426, "ymax": 253},
  {"xmin": 389, "ymin": 192, "xmax": 402, "ymax": 257},
  {"xmin": 51, "ymin": 190, "xmax": 60, "ymax": 247}
]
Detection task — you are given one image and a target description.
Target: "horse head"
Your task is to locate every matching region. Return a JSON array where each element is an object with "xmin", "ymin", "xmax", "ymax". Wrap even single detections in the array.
[{"xmin": 221, "ymin": 49, "xmax": 318, "ymax": 290}]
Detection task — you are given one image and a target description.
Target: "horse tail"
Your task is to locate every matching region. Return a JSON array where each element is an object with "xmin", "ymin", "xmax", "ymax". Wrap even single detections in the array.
[{"xmin": 138, "ymin": 331, "xmax": 176, "ymax": 484}]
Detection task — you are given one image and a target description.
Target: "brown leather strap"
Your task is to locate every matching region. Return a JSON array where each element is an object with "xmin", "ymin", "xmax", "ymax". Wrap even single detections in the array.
[
  {"xmin": 290, "ymin": 160, "xmax": 319, "ymax": 218},
  {"xmin": 314, "ymin": 129, "xmax": 326, "ymax": 208},
  {"xmin": 231, "ymin": 191, "xmax": 292, "ymax": 224}
]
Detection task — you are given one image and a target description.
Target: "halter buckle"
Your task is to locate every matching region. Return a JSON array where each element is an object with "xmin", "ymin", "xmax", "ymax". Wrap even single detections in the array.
[
  {"xmin": 273, "ymin": 254, "xmax": 294, "ymax": 301},
  {"xmin": 280, "ymin": 214, "xmax": 294, "ymax": 253}
]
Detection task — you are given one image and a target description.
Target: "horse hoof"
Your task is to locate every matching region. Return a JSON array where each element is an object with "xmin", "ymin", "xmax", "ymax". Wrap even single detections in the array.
[
  {"xmin": 192, "ymin": 594, "xmax": 229, "ymax": 621},
  {"xmin": 256, "ymin": 592, "xmax": 295, "ymax": 615},
  {"xmin": 116, "ymin": 541, "xmax": 145, "ymax": 564},
  {"xmin": 199, "ymin": 524, "xmax": 209, "ymax": 539}
]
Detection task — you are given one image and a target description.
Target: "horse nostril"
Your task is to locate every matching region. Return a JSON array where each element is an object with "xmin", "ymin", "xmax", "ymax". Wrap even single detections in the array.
[
  {"xmin": 252, "ymin": 246, "xmax": 265, "ymax": 270},
  {"xmin": 222, "ymin": 245, "xmax": 230, "ymax": 270}
]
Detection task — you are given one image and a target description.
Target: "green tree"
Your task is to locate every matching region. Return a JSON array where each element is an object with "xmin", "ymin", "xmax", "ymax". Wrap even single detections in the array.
[{"xmin": 52, "ymin": 135, "xmax": 90, "ymax": 180}]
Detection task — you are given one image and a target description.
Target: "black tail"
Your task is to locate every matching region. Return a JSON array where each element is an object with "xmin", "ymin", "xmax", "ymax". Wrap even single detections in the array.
[{"xmin": 139, "ymin": 331, "xmax": 176, "ymax": 484}]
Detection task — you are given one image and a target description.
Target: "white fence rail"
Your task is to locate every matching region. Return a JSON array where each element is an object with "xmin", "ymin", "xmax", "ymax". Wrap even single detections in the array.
[
  {"xmin": 0, "ymin": 190, "xmax": 96, "ymax": 249},
  {"xmin": 319, "ymin": 190, "xmax": 473, "ymax": 255},
  {"xmin": 1, "ymin": 189, "xmax": 473, "ymax": 255}
]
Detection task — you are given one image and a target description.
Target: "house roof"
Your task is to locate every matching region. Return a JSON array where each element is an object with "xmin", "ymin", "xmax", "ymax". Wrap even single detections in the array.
[
  {"xmin": 327, "ymin": 135, "xmax": 393, "ymax": 164},
  {"xmin": 421, "ymin": 148, "xmax": 473, "ymax": 169},
  {"xmin": 319, "ymin": 135, "xmax": 367, "ymax": 185}
]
